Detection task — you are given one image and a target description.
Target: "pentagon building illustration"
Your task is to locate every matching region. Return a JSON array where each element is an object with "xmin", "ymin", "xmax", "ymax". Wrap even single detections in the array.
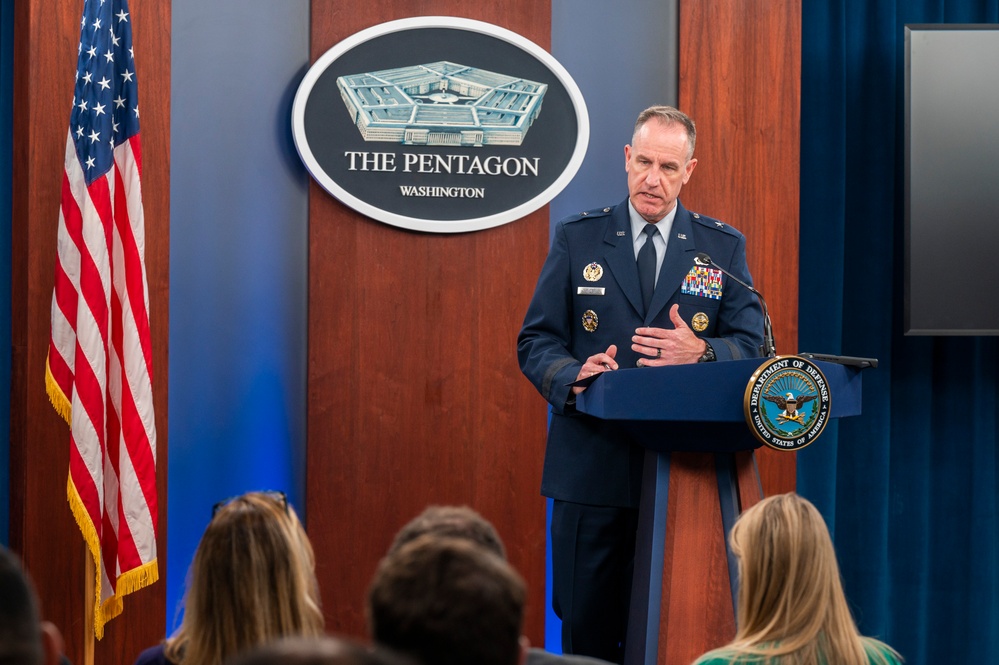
[{"xmin": 337, "ymin": 61, "xmax": 548, "ymax": 147}]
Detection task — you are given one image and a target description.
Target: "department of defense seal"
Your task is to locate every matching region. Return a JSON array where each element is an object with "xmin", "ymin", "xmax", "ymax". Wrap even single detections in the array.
[
  {"xmin": 581, "ymin": 309, "xmax": 599, "ymax": 332},
  {"xmin": 744, "ymin": 355, "xmax": 831, "ymax": 450},
  {"xmin": 583, "ymin": 262, "xmax": 603, "ymax": 282},
  {"xmin": 692, "ymin": 312, "xmax": 709, "ymax": 332}
]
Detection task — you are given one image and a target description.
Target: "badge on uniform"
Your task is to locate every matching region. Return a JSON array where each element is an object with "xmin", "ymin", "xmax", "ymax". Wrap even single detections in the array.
[
  {"xmin": 583, "ymin": 262, "xmax": 603, "ymax": 282},
  {"xmin": 581, "ymin": 310, "xmax": 599, "ymax": 332},
  {"xmin": 692, "ymin": 312, "xmax": 709, "ymax": 332},
  {"xmin": 681, "ymin": 266, "xmax": 723, "ymax": 300}
]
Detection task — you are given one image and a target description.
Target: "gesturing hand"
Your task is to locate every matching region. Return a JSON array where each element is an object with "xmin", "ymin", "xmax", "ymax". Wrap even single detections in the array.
[{"xmin": 631, "ymin": 304, "xmax": 707, "ymax": 366}]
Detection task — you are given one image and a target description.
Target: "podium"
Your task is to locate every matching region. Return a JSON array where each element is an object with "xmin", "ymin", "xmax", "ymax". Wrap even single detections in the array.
[{"xmin": 576, "ymin": 358, "xmax": 865, "ymax": 665}]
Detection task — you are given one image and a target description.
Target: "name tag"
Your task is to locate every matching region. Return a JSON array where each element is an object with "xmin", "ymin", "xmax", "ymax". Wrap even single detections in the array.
[{"xmin": 577, "ymin": 287, "xmax": 606, "ymax": 296}]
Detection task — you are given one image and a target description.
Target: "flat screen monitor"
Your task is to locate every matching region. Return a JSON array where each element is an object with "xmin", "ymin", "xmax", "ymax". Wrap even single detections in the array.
[{"xmin": 905, "ymin": 25, "xmax": 999, "ymax": 335}]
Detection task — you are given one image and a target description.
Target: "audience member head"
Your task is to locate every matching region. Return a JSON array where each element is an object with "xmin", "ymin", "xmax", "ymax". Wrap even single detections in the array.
[
  {"xmin": 387, "ymin": 505, "xmax": 505, "ymax": 559},
  {"xmin": 367, "ymin": 535, "xmax": 526, "ymax": 665},
  {"xmin": 165, "ymin": 491, "xmax": 324, "ymax": 665},
  {"xmin": 223, "ymin": 636, "xmax": 413, "ymax": 665},
  {"xmin": 705, "ymin": 493, "xmax": 899, "ymax": 665},
  {"xmin": 0, "ymin": 545, "xmax": 64, "ymax": 665}
]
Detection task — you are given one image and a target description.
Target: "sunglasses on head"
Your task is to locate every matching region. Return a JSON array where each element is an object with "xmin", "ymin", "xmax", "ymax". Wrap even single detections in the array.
[{"xmin": 212, "ymin": 490, "xmax": 288, "ymax": 518}]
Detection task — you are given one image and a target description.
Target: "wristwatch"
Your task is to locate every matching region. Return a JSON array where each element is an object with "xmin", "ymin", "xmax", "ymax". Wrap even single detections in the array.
[{"xmin": 697, "ymin": 342, "xmax": 716, "ymax": 363}]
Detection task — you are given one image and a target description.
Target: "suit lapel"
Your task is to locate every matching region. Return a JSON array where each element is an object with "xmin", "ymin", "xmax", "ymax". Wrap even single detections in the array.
[
  {"xmin": 602, "ymin": 203, "xmax": 645, "ymax": 318},
  {"xmin": 647, "ymin": 203, "xmax": 696, "ymax": 322}
]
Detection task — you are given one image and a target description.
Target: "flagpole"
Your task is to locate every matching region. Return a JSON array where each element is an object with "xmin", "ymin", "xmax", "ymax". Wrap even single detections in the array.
[{"xmin": 84, "ymin": 548, "xmax": 95, "ymax": 665}]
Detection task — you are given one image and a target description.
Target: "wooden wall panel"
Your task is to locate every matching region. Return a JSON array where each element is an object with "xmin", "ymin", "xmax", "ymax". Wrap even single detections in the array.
[
  {"xmin": 9, "ymin": 2, "xmax": 170, "ymax": 663},
  {"xmin": 679, "ymin": 0, "xmax": 802, "ymax": 498},
  {"xmin": 306, "ymin": 0, "xmax": 552, "ymax": 645}
]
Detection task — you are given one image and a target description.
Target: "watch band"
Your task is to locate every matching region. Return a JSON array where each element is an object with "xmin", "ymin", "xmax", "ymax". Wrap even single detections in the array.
[{"xmin": 697, "ymin": 342, "xmax": 716, "ymax": 363}]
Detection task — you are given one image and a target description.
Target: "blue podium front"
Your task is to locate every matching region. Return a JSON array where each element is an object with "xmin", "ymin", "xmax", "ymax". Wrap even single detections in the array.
[{"xmin": 576, "ymin": 358, "xmax": 865, "ymax": 665}]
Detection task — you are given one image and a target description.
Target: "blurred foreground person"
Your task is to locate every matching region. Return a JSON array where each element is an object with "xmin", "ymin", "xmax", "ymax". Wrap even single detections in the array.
[
  {"xmin": 692, "ymin": 493, "xmax": 902, "ymax": 665},
  {"xmin": 368, "ymin": 535, "xmax": 527, "ymax": 665},
  {"xmin": 0, "ymin": 545, "xmax": 66, "ymax": 665},
  {"xmin": 134, "ymin": 491, "xmax": 323, "ymax": 665},
  {"xmin": 386, "ymin": 505, "xmax": 612, "ymax": 665},
  {"xmin": 224, "ymin": 636, "xmax": 413, "ymax": 665}
]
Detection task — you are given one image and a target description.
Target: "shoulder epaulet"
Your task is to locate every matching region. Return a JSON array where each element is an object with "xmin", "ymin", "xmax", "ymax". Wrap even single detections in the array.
[
  {"xmin": 689, "ymin": 211, "xmax": 743, "ymax": 238},
  {"xmin": 562, "ymin": 206, "xmax": 614, "ymax": 224}
]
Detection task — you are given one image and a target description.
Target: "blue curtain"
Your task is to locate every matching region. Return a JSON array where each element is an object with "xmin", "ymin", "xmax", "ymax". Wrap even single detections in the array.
[{"xmin": 798, "ymin": 1, "xmax": 999, "ymax": 664}]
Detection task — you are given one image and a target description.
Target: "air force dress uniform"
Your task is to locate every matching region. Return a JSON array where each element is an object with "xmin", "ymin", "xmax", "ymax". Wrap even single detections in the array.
[{"xmin": 517, "ymin": 198, "xmax": 764, "ymax": 659}]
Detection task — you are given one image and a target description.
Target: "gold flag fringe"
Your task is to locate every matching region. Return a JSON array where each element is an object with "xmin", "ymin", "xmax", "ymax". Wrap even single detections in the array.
[
  {"xmin": 68, "ymin": 471, "xmax": 159, "ymax": 639},
  {"xmin": 45, "ymin": 353, "xmax": 72, "ymax": 426}
]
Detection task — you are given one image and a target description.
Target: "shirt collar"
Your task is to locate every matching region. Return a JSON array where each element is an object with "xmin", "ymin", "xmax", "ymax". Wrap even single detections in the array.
[{"xmin": 628, "ymin": 200, "xmax": 677, "ymax": 246}]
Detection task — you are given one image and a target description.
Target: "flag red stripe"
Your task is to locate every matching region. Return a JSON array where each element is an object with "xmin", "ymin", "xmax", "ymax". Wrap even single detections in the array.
[
  {"xmin": 114, "ymin": 142, "xmax": 153, "ymax": 378},
  {"xmin": 52, "ymin": 223, "xmax": 80, "ymax": 330},
  {"xmin": 118, "ymin": 378, "xmax": 157, "ymax": 526},
  {"xmin": 68, "ymin": 432, "xmax": 103, "ymax": 530}
]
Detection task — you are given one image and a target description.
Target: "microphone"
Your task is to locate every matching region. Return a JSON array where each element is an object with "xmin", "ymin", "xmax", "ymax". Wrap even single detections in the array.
[{"xmin": 694, "ymin": 252, "xmax": 776, "ymax": 358}]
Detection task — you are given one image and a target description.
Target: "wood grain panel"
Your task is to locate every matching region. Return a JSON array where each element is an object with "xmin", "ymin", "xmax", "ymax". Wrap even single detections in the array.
[
  {"xmin": 306, "ymin": 1, "xmax": 552, "ymax": 644},
  {"xmin": 659, "ymin": 453, "xmax": 736, "ymax": 665},
  {"xmin": 680, "ymin": 0, "xmax": 802, "ymax": 497},
  {"xmin": 735, "ymin": 450, "xmax": 763, "ymax": 512},
  {"xmin": 9, "ymin": 2, "xmax": 170, "ymax": 662}
]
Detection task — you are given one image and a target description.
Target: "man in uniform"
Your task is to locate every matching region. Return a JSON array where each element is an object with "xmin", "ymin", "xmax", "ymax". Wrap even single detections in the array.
[{"xmin": 517, "ymin": 105, "xmax": 764, "ymax": 662}]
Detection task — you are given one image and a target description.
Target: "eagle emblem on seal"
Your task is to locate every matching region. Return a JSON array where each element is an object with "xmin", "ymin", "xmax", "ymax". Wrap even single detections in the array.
[{"xmin": 763, "ymin": 391, "xmax": 819, "ymax": 425}]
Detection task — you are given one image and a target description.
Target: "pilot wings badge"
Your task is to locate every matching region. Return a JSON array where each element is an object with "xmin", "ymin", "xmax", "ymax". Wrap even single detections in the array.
[{"xmin": 744, "ymin": 356, "xmax": 830, "ymax": 450}]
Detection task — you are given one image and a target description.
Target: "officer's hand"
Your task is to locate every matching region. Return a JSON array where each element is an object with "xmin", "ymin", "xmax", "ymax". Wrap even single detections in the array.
[
  {"xmin": 572, "ymin": 345, "xmax": 618, "ymax": 394},
  {"xmin": 632, "ymin": 304, "xmax": 707, "ymax": 366}
]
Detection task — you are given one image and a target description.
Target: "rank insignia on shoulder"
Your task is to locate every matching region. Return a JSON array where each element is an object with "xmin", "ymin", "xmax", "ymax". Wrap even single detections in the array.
[
  {"xmin": 581, "ymin": 310, "xmax": 599, "ymax": 332},
  {"xmin": 583, "ymin": 262, "xmax": 603, "ymax": 282},
  {"xmin": 715, "ymin": 221, "xmax": 725, "ymax": 227}
]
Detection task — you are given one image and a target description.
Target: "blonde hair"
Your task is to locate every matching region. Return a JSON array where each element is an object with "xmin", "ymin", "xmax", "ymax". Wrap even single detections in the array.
[
  {"xmin": 699, "ymin": 493, "xmax": 900, "ymax": 665},
  {"xmin": 164, "ymin": 492, "xmax": 324, "ymax": 665}
]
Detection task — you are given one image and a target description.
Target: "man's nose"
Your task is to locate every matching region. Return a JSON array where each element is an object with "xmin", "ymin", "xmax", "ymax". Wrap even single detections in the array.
[{"xmin": 644, "ymin": 168, "xmax": 660, "ymax": 186}]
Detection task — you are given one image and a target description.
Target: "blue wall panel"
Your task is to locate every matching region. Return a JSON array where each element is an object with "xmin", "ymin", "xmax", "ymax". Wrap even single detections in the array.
[{"xmin": 168, "ymin": 0, "xmax": 310, "ymax": 630}]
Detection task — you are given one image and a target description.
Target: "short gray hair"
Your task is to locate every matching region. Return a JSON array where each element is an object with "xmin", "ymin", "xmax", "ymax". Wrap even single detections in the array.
[{"xmin": 633, "ymin": 105, "xmax": 696, "ymax": 160}]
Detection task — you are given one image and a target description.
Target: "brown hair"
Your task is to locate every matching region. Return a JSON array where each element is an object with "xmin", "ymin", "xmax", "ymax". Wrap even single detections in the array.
[
  {"xmin": 387, "ymin": 505, "xmax": 505, "ymax": 559},
  {"xmin": 368, "ymin": 536, "xmax": 525, "ymax": 665}
]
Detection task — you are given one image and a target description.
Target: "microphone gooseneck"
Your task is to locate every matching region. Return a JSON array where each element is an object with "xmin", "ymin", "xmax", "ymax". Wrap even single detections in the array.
[{"xmin": 694, "ymin": 253, "xmax": 776, "ymax": 358}]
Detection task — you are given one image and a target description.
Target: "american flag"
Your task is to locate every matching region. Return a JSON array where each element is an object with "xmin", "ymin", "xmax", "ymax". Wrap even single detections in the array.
[{"xmin": 45, "ymin": 0, "xmax": 158, "ymax": 639}]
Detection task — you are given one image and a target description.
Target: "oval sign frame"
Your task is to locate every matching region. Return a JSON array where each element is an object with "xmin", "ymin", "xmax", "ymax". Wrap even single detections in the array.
[
  {"xmin": 743, "ymin": 355, "xmax": 832, "ymax": 451},
  {"xmin": 291, "ymin": 16, "xmax": 590, "ymax": 234}
]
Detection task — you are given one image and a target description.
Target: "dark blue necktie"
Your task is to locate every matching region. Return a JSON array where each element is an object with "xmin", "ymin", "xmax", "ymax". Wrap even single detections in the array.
[{"xmin": 637, "ymin": 224, "xmax": 659, "ymax": 315}]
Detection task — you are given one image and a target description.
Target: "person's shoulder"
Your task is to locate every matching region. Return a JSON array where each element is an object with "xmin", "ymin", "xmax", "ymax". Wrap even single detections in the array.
[
  {"xmin": 687, "ymin": 210, "xmax": 746, "ymax": 241},
  {"xmin": 557, "ymin": 204, "xmax": 617, "ymax": 227},
  {"xmin": 526, "ymin": 647, "xmax": 615, "ymax": 665},
  {"xmin": 690, "ymin": 648, "xmax": 758, "ymax": 665},
  {"xmin": 862, "ymin": 638, "xmax": 904, "ymax": 665},
  {"xmin": 132, "ymin": 644, "xmax": 175, "ymax": 665}
]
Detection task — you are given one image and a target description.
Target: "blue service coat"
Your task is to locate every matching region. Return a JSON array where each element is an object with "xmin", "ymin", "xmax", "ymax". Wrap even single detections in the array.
[{"xmin": 517, "ymin": 199, "xmax": 764, "ymax": 508}]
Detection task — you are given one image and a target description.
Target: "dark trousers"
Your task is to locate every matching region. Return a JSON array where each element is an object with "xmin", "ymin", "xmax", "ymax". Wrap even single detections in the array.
[{"xmin": 551, "ymin": 500, "xmax": 639, "ymax": 664}]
